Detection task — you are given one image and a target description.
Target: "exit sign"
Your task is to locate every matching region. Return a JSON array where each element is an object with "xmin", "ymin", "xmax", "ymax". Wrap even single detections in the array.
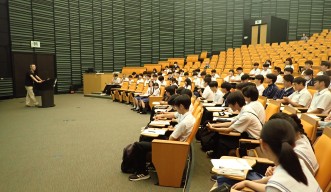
[
  {"xmin": 255, "ymin": 20, "xmax": 262, "ymax": 25},
  {"xmin": 31, "ymin": 41, "xmax": 40, "ymax": 48}
]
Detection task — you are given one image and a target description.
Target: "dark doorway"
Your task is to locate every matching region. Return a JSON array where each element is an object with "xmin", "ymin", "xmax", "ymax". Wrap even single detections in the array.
[{"xmin": 12, "ymin": 52, "xmax": 55, "ymax": 97}]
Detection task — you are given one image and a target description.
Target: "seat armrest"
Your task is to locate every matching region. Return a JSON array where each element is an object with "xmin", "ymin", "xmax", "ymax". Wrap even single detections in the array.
[
  {"xmin": 239, "ymin": 138, "xmax": 260, "ymax": 144},
  {"xmin": 243, "ymin": 156, "xmax": 274, "ymax": 165}
]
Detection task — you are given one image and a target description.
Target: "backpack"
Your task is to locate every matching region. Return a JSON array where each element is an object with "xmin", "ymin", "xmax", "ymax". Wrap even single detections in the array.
[
  {"xmin": 196, "ymin": 120, "xmax": 218, "ymax": 151},
  {"xmin": 121, "ymin": 143, "xmax": 136, "ymax": 173}
]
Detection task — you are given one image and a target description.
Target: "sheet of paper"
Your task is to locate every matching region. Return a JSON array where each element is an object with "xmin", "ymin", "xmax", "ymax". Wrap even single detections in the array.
[
  {"xmin": 149, "ymin": 120, "xmax": 170, "ymax": 126},
  {"xmin": 202, "ymin": 103, "xmax": 216, "ymax": 107},
  {"xmin": 152, "ymin": 102, "xmax": 160, "ymax": 105},
  {"xmin": 211, "ymin": 158, "xmax": 252, "ymax": 170},
  {"xmin": 142, "ymin": 129, "xmax": 166, "ymax": 135},
  {"xmin": 206, "ymin": 107, "xmax": 225, "ymax": 111},
  {"xmin": 155, "ymin": 109, "xmax": 167, "ymax": 113}
]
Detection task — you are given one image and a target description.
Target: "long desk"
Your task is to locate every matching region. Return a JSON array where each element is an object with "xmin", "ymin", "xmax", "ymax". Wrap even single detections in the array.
[{"xmin": 83, "ymin": 73, "xmax": 113, "ymax": 94}]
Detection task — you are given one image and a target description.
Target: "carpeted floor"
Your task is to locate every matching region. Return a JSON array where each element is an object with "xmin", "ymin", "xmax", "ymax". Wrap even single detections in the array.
[{"xmin": 0, "ymin": 94, "xmax": 213, "ymax": 192}]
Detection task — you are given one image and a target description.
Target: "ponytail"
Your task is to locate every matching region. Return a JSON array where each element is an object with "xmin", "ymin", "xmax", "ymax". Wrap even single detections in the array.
[{"xmin": 279, "ymin": 142, "xmax": 308, "ymax": 185}]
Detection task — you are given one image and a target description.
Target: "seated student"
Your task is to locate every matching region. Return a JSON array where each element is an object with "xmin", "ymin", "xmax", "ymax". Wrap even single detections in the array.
[
  {"xmin": 318, "ymin": 111, "xmax": 331, "ymax": 130},
  {"xmin": 303, "ymin": 69, "xmax": 315, "ymax": 87},
  {"xmin": 192, "ymin": 72, "xmax": 201, "ymax": 89},
  {"xmin": 167, "ymin": 72, "xmax": 173, "ymax": 80},
  {"xmin": 137, "ymin": 73, "xmax": 145, "ymax": 84},
  {"xmin": 102, "ymin": 73, "xmax": 122, "ymax": 95},
  {"xmin": 128, "ymin": 95, "xmax": 196, "ymax": 181},
  {"xmin": 284, "ymin": 57, "xmax": 294, "ymax": 71},
  {"xmin": 220, "ymin": 82, "xmax": 232, "ymax": 107},
  {"xmin": 183, "ymin": 72, "xmax": 191, "ymax": 80},
  {"xmin": 206, "ymin": 91, "xmax": 263, "ymax": 158},
  {"xmin": 151, "ymin": 74, "xmax": 158, "ymax": 83},
  {"xmin": 224, "ymin": 70, "xmax": 236, "ymax": 83},
  {"xmin": 242, "ymin": 86, "xmax": 266, "ymax": 124},
  {"xmin": 301, "ymin": 60, "xmax": 313, "ymax": 75},
  {"xmin": 199, "ymin": 71, "xmax": 207, "ymax": 89},
  {"xmin": 170, "ymin": 77, "xmax": 178, "ymax": 87},
  {"xmin": 249, "ymin": 63, "xmax": 261, "ymax": 77},
  {"xmin": 262, "ymin": 74, "xmax": 279, "ymax": 99},
  {"xmin": 232, "ymin": 119, "xmax": 321, "ymax": 192},
  {"xmin": 139, "ymin": 83, "xmax": 160, "ymax": 114},
  {"xmin": 233, "ymin": 67, "xmax": 244, "ymax": 83},
  {"xmin": 132, "ymin": 81, "xmax": 154, "ymax": 111},
  {"xmin": 183, "ymin": 78, "xmax": 192, "ymax": 90},
  {"xmin": 273, "ymin": 74, "xmax": 294, "ymax": 100},
  {"xmin": 274, "ymin": 67, "xmax": 284, "ymax": 84},
  {"xmin": 131, "ymin": 72, "xmax": 137, "ymax": 78},
  {"xmin": 241, "ymin": 74, "xmax": 250, "ymax": 83},
  {"xmin": 156, "ymin": 75, "xmax": 166, "ymax": 87},
  {"xmin": 149, "ymin": 85, "xmax": 176, "ymax": 121},
  {"xmin": 284, "ymin": 67, "xmax": 293, "ymax": 75},
  {"xmin": 307, "ymin": 75, "xmax": 331, "ymax": 114},
  {"xmin": 235, "ymin": 82, "xmax": 256, "ymax": 91},
  {"xmin": 280, "ymin": 77, "xmax": 312, "ymax": 107},
  {"xmin": 254, "ymin": 75, "xmax": 265, "ymax": 96},
  {"xmin": 260, "ymin": 63, "xmax": 272, "ymax": 77},
  {"xmin": 198, "ymin": 77, "xmax": 214, "ymax": 101},
  {"xmin": 316, "ymin": 60, "xmax": 330, "ymax": 76},
  {"xmin": 209, "ymin": 81, "xmax": 224, "ymax": 104},
  {"xmin": 211, "ymin": 69, "xmax": 220, "ymax": 81}
]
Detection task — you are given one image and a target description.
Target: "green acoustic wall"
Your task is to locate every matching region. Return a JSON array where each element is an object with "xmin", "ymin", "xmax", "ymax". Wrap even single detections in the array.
[{"xmin": 8, "ymin": 0, "xmax": 331, "ymax": 93}]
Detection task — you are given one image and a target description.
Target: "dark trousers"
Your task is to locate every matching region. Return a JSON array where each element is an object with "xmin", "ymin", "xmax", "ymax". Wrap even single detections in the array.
[
  {"xmin": 132, "ymin": 141, "xmax": 152, "ymax": 174},
  {"xmin": 213, "ymin": 132, "xmax": 249, "ymax": 158}
]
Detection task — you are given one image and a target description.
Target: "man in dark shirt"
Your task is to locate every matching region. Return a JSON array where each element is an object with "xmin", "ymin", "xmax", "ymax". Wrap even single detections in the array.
[
  {"xmin": 273, "ymin": 74, "xmax": 295, "ymax": 100},
  {"xmin": 25, "ymin": 64, "xmax": 43, "ymax": 107},
  {"xmin": 262, "ymin": 73, "xmax": 279, "ymax": 98}
]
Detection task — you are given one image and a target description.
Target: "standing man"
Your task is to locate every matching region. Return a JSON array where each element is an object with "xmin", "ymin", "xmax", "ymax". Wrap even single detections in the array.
[{"xmin": 25, "ymin": 64, "xmax": 43, "ymax": 107}]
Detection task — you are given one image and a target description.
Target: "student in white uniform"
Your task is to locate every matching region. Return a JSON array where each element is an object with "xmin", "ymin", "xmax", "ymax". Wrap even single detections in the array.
[
  {"xmin": 199, "ymin": 77, "xmax": 214, "ymax": 101},
  {"xmin": 254, "ymin": 75, "xmax": 265, "ymax": 96},
  {"xmin": 249, "ymin": 63, "xmax": 261, "ymax": 77},
  {"xmin": 273, "ymin": 67, "xmax": 284, "ymax": 84},
  {"xmin": 260, "ymin": 63, "xmax": 272, "ymax": 77},
  {"xmin": 139, "ymin": 82, "xmax": 160, "ymax": 114},
  {"xmin": 233, "ymin": 67, "xmax": 244, "ymax": 83},
  {"xmin": 224, "ymin": 70, "xmax": 236, "ymax": 83},
  {"xmin": 284, "ymin": 57, "xmax": 294, "ymax": 71},
  {"xmin": 232, "ymin": 119, "xmax": 321, "ymax": 192},
  {"xmin": 307, "ymin": 75, "xmax": 331, "ymax": 114},
  {"xmin": 183, "ymin": 78, "xmax": 192, "ymax": 90},
  {"xmin": 301, "ymin": 60, "xmax": 313, "ymax": 75},
  {"xmin": 316, "ymin": 61, "xmax": 330, "ymax": 76},
  {"xmin": 209, "ymin": 81, "xmax": 223, "ymax": 104},
  {"xmin": 242, "ymin": 85, "xmax": 266, "ymax": 124},
  {"xmin": 192, "ymin": 72, "xmax": 201, "ymax": 89},
  {"xmin": 281, "ymin": 77, "xmax": 312, "ymax": 107},
  {"xmin": 211, "ymin": 69, "xmax": 220, "ymax": 81}
]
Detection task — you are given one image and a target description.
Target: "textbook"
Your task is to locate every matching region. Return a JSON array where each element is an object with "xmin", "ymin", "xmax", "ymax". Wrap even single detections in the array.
[
  {"xmin": 211, "ymin": 158, "xmax": 252, "ymax": 177},
  {"xmin": 149, "ymin": 120, "xmax": 170, "ymax": 126},
  {"xmin": 142, "ymin": 128, "xmax": 166, "ymax": 135}
]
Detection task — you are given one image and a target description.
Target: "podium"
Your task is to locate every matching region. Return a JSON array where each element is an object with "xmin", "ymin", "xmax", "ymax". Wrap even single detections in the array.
[{"xmin": 35, "ymin": 78, "xmax": 56, "ymax": 108}]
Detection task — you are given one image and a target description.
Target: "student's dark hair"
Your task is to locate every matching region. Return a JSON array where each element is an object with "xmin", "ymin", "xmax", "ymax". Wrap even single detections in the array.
[
  {"xmin": 321, "ymin": 61, "xmax": 331, "ymax": 68},
  {"xmin": 132, "ymin": 72, "xmax": 136, "ymax": 75},
  {"xmin": 180, "ymin": 89, "xmax": 192, "ymax": 98},
  {"xmin": 221, "ymin": 82, "xmax": 232, "ymax": 92},
  {"xmin": 274, "ymin": 67, "xmax": 281, "ymax": 73},
  {"xmin": 293, "ymin": 77, "xmax": 306, "ymax": 85},
  {"xmin": 226, "ymin": 91, "xmax": 246, "ymax": 107},
  {"xmin": 266, "ymin": 73, "xmax": 277, "ymax": 83},
  {"xmin": 204, "ymin": 77, "xmax": 212, "ymax": 85},
  {"xmin": 146, "ymin": 74, "xmax": 151, "ymax": 78},
  {"xmin": 209, "ymin": 81, "xmax": 218, "ymax": 88},
  {"xmin": 236, "ymin": 82, "xmax": 256, "ymax": 90},
  {"xmin": 236, "ymin": 67, "xmax": 243, "ymax": 71},
  {"xmin": 261, "ymin": 119, "xmax": 308, "ymax": 185},
  {"xmin": 242, "ymin": 86, "xmax": 259, "ymax": 101},
  {"xmin": 253, "ymin": 62, "xmax": 259, "ymax": 66},
  {"xmin": 128, "ymin": 75, "xmax": 133, "ymax": 78},
  {"xmin": 174, "ymin": 94, "xmax": 191, "ymax": 110},
  {"xmin": 241, "ymin": 74, "xmax": 250, "ymax": 81},
  {"xmin": 211, "ymin": 69, "xmax": 216, "ymax": 73},
  {"xmin": 263, "ymin": 63, "xmax": 270, "ymax": 68},
  {"xmin": 185, "ymin": 78, "xmax": 192, "ymax": 86},
  {"xmin": 229, "ymin": 69, "xmax": 235, "ymax": 73},
  {"xmin": 303, "ymin": 69, "xmax": 313, "ymax": 76},
  {"xmin": 205, "ymin": 74, "xmax": 212, "ymax": 78},
  {"xmin": 286, "ymin": 57, "xmax": 293, "ymax": 65},
  {"xmin": 284, "ymin": 67, "xmax": 293, "ymax": 74},
  {"xmin": 195, "ymin": 68, "xmax": 201, "ymax": 72},
  {"xmin": 158, "ymin": 76, "xmax": 164, "ymax": 81},
  {"xmin": 168, "ymin": 71, "xmax": 172, "ymax": 75},
  {"xmin": 305, "ymin": 60, "xmax": 313, "ymax": 65},
  {"xmin": 176, "ymin": 87, "xmax": 184, "ymax": 94},
  {"xmin": 314, "ymin": 75, "xmax": 331, "ymax": 87},
  {"xmin": 114, "ymin": 73, "xmax": 119, "ymax": 77},
  {"xmin": 255, "ymin": 75, "xmax": 264, "ymax": 83},
  {"xmin": 184, "ymin": 72, "xmax": 189, "ymax": 76},
  {"xmin": 157, "ymin": 72, "xmax": 162, "ymax": 76},
  {"xmin": 165, "ymin": 86, "xmax": 176, "ymax": 95},
  {"xmin": 192, "ymin": 72, "xmax": 198, "ymax": 76},
  {"xmin": 153, "ymin": 82, "xmax": 159, "ymax": 87},
  {"xmin": 139, "ymin": 73, "xmax": 143, "ymax": 77},
  {"xmin": 152, "ymin": 74, "xmax": 158, "ymax": 78},
  {"xmin": 200, "ymin": 71, "xmax": 207, "ymax": 76},
  {"xmin": 283, "ymin": 74, "xmax": 294, "ymax": 83},
  {"xmin": 168, "ymin": 94, "xmax": 179, "ymax": 105}
]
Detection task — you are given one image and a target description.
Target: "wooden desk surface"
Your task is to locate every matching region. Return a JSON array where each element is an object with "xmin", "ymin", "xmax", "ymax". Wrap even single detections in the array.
[{"xmin": 211, "ymin": 156, "xmax": 256, "ymax": 181}]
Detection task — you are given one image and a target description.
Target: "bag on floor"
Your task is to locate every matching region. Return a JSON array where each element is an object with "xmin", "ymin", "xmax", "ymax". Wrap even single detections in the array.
[
  {"xmin": 196, "ymin": 121, "xmax": 218, "ymax": 151},
  {"xmin": 121, "ymin": 143, "xmax": 136, "ymax": 173}
]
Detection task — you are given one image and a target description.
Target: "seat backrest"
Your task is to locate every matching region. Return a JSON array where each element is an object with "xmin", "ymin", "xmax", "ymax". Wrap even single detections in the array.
[
  {"xmin": 265, "ymin": 100, "xmax": 281, "ymax": 121},
  {"xmin": 301, "ymin": 113, "xmax": 318, "ymax": 142},
  {"xmin": 282, "ymin": 105, "xmax": 298, "ymax": 115},
  {"xmin": 159, "ymin": 86, "xmax": 165, "ymax": 97},
  {"xmin": 313, "ymin": 128, "xmax": 331, "ymax": 191},
  {"xmin": 121, "ymin": 82, "xmax": 129, "ymax": 89},
  {"xmin": 127, "ymin": 83, "xmax": 136, "ymax": 91},
  {"xmin": 135, "ymin": 83, "xmax": 144, "ymax": 92},
  {"xmin": 186, "ymin": 110, "xmax": 203, "ymax": 144},
  {"xmin": 258, "ymin": 96, "xmax": 267, "ymax": 108}
]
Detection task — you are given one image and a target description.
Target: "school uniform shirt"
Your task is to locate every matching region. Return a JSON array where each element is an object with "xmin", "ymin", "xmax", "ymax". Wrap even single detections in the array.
[
  {"xmin": 200, "ymin": 79, "xmax": 205, "ymax": 88},
  {"xmin": 152, "ymin": 88, "xmax": 160, "ymax": 96},
  {"xmin": 256, "ymin": 84, "xmax": 265, "ymax": 96},
  {"xmin": 171, "ymin": 112, "xmax": 196, "ymax": 141},
  {"xmin": 234, "ymin": 72, "xmax": 244, "ymax": 81},
  {"xmin": 272, "ymin": 87, "xmax": 295, "ymax": 100},
  {"xmin": 246, "ymin": 101, "xmax": 266, "ymax": 124},
  {"xmin": 262, "ymin": 84, "xmax": 279, "ymax": 99},
  {"xmin": 249, "ymin": 68, "xmax": 261, "ymax": 76},
  {"xmin": 284, "ymin": 64, "xmax": 294, "ymax": 70},
  {"xmin": 294, "ymin": 134, "xmax": 319, "ymax": 176},
  {"xmin": 308, "ymin": 88, "xmax": 331, "ymax": 114},
  {"xmin": 112, "ymin": 78, "xmax": 121, "ymax": 84},
  {"xmin": 288, "ymin": 88, "xmax": 312, "ymax": 107},
  {"xmin": 229, "ymin": 105, "xmax": 263, "ymax": 139},
  {"xmin": 275, "ymin": 75, "xmax": 284, "ymax": 84},
  {"xmin": 316, "ymin": 71, "xmax": 324, "ymax": 76},
  {"xmin": 193, "ymin": 77, "xmax": 201, "ymax": 88},
  {"xmin": 211, "ymin": 74, "xmax": 220, "ymax": 81},
  {"xmin": 184, "ymin": 85, "xmax": 192, "ymax": 90},
  {"xmin": 156, "ymin": 80, "xmax": 167, "ymax": 87},
  {"xmin": 260, "ymin": 69, "xmax": 272, "ymax": 77},
  {"xmin": 202, "ymin": 86, "xmax": 215, "ymax": 101},
  {"xmin": 266, "ymin": 159, "xmax": 321, "ymax": 192},
  {"xmin": 136, "ymin": 79, "xmax": 144, "ymax": 84},
  {"xmin": 144, "ymin": 79, "xmax": 150, "ymax": 86},
  {"xmin": 213, "ymin": 89, "xmax": 224, "ymax": 104},
  {"xmin": 224, "ymin": 75, "xmax": 236, "ymax": 83}
]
